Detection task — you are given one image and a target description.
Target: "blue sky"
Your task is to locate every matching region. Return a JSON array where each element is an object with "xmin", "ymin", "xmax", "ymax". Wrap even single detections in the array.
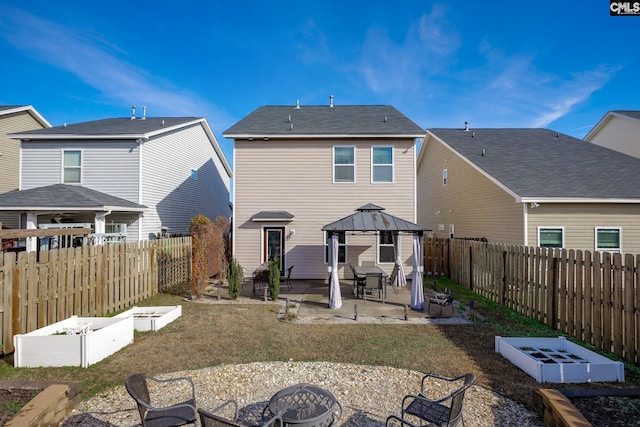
[{"xmin": 0, "ymin": 1, "xmax": 637, "ymax": 166}]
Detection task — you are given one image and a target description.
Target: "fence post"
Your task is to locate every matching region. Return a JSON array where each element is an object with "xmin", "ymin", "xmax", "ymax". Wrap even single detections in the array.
[
  {"xmin": 501, "ymin": 250, "xmax": 507, "ymax": 305},
  {"xmin": 546, "ymin": 255, "xmax": 559, "ymax": 329},
  {"xmin": 469, "ymin": 245, "xmax": 474, "ymax": 291}
]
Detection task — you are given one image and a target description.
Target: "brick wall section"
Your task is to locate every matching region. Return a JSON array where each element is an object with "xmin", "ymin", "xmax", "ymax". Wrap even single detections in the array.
[
  {"xmin": 535, "ymin": 389, "xmax": 592, "ymax": 427},
  {"xmin": 4, "ymin": 382, "xmax": 81, "ymax": 427}
]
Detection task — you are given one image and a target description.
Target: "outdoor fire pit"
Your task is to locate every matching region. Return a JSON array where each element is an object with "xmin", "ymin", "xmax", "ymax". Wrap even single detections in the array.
[{"xmin": 263, "ymin": 383, "xmax": 342, "ymax": 427}]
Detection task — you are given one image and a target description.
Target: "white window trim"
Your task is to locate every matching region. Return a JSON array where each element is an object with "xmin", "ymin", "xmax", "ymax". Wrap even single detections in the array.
[
  {"xmin": 333, "ymin": 145, "xmax": 356, "ymax": 184},
  {"xmin": 61, "ymin": 149, "xmax": 83, "ymax": 184},
  {"xmin": 442, "ymin": 168, "xmax": 448, "ymax": 186},
  {"xmin": 594, "ymin": 226, "xmax": 622, "ymax": 253},
  {"xmin": 377, "ymin": 231, "xmax": 396, "ymax": 264},
  {"xmin": 371, "ymin": 145, "xmax": 394, "ymax": 184},
  {"xmin": 324, "ymin": 231, "xmax": 347, "ymax": 264},
  {"xmin": 537, "ymin": 226, "xmax": 565, "ymax": 248}
]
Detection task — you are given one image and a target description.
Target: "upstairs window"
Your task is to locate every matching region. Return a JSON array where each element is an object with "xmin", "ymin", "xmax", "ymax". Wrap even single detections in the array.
[
  {"xmin": 63, "ymin": 150, "xmax": 82, "ymax": 183},
  {"xmin": 442, "ymin": 169, "xmax": 448, "ymax": 186},
  {"xmin": 372, "ymin": 146, "xmax": 393, "ymax": 183},
  {"xmin": 334, "ymin": 146, "xmax": 355, "ymax": 183},
  {"xmin": 596, "ymin": 227, "xmax": 621, "ymax": 252},
  {"xmin": 538, "ymin": 227, "xmax": 563, "ymax": 248}
]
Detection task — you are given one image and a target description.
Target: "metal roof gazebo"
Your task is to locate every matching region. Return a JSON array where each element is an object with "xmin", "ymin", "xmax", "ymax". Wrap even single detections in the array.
[{"xmin": 321, "ymin": 204, "xmax": 429, "ymax": 310}]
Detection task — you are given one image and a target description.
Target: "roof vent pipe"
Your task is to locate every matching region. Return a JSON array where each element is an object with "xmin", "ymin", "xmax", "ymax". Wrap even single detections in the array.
[
  {"xmin": 131, "ymin": 105, "xmax": 136, "ymax": 120},
  {"xmin": 288, "ymin": 114, "xmax": 291, "ymax": 123},
  {"xmin": 290, "ymin": 123, "xmax": 294, "ymax": 131},
  {"xmin": 295, "ymin": 100, "xmax": 300, "ymax": 109},
  {"xmin": 472, "ymin": 131, "xmax": 475, "ymax": 138},
  {"xmin": 464, "ymin": 121, "xmax": 469, "ymax": 131},
  {"xmin": 329, "ymin": 95, "xmax": 334, "ymax": 108},
  {"xmin": 142, "ymin": 106, "xmax": 147, "ymax": 120}
]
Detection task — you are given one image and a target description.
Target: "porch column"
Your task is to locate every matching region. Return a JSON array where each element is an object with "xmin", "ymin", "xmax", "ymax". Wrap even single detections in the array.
[{"xmin": 94, "ymin": 211, "xmax": 109, "ymax": 245}]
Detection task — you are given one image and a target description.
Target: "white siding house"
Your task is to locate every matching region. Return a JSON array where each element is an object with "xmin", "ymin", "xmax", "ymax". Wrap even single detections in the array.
[{"xmin": 1, "ymin": 113, "xmax": 231, "ymax": 250}]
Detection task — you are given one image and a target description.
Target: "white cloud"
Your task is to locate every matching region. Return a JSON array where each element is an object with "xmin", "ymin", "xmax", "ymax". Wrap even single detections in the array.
[{"xmin": 0, "ymin": 6, "xmax": 220, "ymax": 119}]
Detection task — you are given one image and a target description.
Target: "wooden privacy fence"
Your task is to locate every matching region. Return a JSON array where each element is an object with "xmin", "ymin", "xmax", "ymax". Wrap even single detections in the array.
[
  {"xmin": 0, "ymin": 237, "xmax": 191, "ymax": 354},
  {"xmin": 425, "ymin": 237, "xmax": 640, "ymax": 365}
]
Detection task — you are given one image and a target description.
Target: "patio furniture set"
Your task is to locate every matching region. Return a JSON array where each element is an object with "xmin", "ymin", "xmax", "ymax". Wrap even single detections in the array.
[{"xmin": 125, "ymin": 371, "xmax": 476, "ymax": 427}]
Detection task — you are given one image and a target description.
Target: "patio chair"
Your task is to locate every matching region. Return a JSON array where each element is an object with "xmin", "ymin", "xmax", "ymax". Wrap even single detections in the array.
[
  {"xmin": 387, "ymin": 373, "xmax": 476, "ymax": 427},
  {"xmin": 125, "ymin": 373, "xmax": 197, "ymax": 427},
  {"xmin": 427, "ymin": 288, "xmax": 454, "ymax": 316},
  {"xmin": 350, "ymin": 264, "xmax": 365, "ymax": 295},
  {"xmin": 363, "ymin": 272, "xmax": 383, "ymax": 301},
  {"xmin": 385, "ymin": 264, "xmax": 400, "ymax": 295},
  {"xmin": 198, "ymin": 400, "xmax": 281, "ymax": 427},
  {"xmin": 283, "ymin": 265, "xmax": 294, "ymax": 291}
]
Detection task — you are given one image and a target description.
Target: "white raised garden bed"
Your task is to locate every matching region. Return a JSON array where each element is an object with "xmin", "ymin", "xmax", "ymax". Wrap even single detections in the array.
[
  {"xmin": 14, "ymin": 315, "xmax": 134, "ymax": 368},
  {"xmin": 115, "ymin": 305, "xmax": 182, "ymax": 331},
  {"xmin": 495, "ymin": 336, "xmax": 624, "ymax": 383}
]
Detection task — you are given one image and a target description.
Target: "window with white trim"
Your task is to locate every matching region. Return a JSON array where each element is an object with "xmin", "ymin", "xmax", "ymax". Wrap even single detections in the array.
[
  {"xmin": 442, "ymin": 169, "xmax": 448, "ymax": 186},
  {"xmin": 324, "ymin": 231, "xmax": 346, "ymax": 263},
  {"xmin": 63, "ymin": 150, "xmax": 81, "ymax": 183},
  {"xmin": 372, "ymin": 146, "xmax": 393, "ymax": 183},
  {"xmin": 378, "ymin": 231, "xmax": 395, "ymax": 263},
  {"xmin": 333, "ymin": 146, "xmax": 355, "ymax": 183},
  {"xmin": 595, "ymin": 227, "xmax": 621, "ymax": 252},
  {"xmin": 538, "ymin": 227, "xmax": 563, "ymax": 248}
]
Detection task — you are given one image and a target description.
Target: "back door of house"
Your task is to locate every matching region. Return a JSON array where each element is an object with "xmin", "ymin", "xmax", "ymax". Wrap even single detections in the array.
[{"xmin": 263, "ymin": 227, "xmax": 284, "ymax": 272}]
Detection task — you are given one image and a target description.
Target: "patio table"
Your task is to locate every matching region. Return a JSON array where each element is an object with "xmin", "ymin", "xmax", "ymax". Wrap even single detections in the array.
[{"xmin": 353, "ymin": 265, "xmax": 387, "ymax": 302}]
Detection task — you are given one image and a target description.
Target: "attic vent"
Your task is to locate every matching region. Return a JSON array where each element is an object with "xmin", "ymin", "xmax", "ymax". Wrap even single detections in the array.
[
  {"xmin": 131, "ymin": 105, "xmax": 136, "ymax": 120},
  {"xmin": 142, "ymin": 106, "xmax": 147, "ymax": 120},
  {"xmin": 295, "ymin": 100, "xmax": 300, "ymax": 109},
  {"xmin": 464, "ymin": 121, "xmax": 469, "ymax": 131},
  {"xmin": 329, "ymin": 95, "xmax": 334, "ymax": 108}
]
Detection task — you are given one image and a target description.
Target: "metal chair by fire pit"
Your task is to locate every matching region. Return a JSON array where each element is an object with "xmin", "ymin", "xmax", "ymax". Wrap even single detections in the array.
[
  {"xmin": 262, "ymin": 383, "xmax": 342, "ymax": 427},
  {"xmin": 198, "ymin": 399, "xmax": 281, "ymax": 427}
]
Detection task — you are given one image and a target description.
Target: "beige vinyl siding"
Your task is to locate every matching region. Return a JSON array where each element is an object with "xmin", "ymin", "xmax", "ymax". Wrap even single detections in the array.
[
  {"xmin": 528, "ymin": 203, "xmax": 640, "ymax": 253},
  {"xmin": 587, "ymin": 116, "xmax": 640, "ymax": 159},
  {"xmin": 417, "ymin": 135, "xmax": 524, "ymax": 244},
  {"xmin": 0, "ymin": 111, "xmax": 47, "ymax": 194},
  {"xmin": 234, "ymin": 138, "xmax": 416, "ymax": 279}
]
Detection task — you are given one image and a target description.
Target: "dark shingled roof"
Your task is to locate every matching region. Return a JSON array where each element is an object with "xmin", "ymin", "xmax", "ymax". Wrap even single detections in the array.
[
  {"xmin": 0, "ymin": 105, "xmax": 26, "ymax": 112},
  {"xmin": 10, "ymin": 117, "xmax": 201, "ymax": 138},
  {"xmin": 224, "ymin": 105, "xmax": 425, "ymax": 138},
  {"xmin": 613, "ymin": 110, "xmax": 640, "ymax": 120},
  {"xmin": 0, "ymin": 184, "xmax": 146, "ymax": 211},
  {"xmin": 428, "ymin": 128, "xmax": 640, "ymax": 199},
  {"xmin": 322, "ymin": 204, "xmax": 427, "ymax": 233}
]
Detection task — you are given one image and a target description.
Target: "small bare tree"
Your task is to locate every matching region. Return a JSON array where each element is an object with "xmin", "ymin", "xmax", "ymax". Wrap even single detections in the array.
[{"xmin": 189, "ymin": 214, "xmax": 230, "ymax": 299}]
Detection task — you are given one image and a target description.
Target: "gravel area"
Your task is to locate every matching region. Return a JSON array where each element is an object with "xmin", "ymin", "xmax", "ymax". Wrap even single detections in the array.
[{"xmin": 62, "ymin": 361, "xmax": 543, "ymax": 426}]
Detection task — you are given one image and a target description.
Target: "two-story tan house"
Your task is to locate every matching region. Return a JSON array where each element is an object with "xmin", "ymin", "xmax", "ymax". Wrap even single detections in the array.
[
  {"xmin": 224, "ymin": 101, "xmax": 425, "ymax": 279},
  {"xmin": 0, "ymin": 105, "xmax": 51, "ymax": 229},
  {"xmin": 417, "ymin": 127, "xmax": 640, "ymax": 253}
]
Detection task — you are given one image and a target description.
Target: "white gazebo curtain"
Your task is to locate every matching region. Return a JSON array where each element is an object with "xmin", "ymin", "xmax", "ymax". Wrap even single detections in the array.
[
  {"xmin": 328, "ymin": 233, "xmax": 342, "ymax": 309},
  {"xmin": 392, "ymin": 233, "xmax": 407, "ymax": 287},
  {"xmin": 410, "ymin": 233, "xmax": 424, "ymax": 310}
]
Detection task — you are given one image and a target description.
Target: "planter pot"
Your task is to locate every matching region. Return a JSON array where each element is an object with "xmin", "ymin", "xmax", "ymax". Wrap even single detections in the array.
[
  {"xmin": 14, "ymin": 315, "xmax": 134, "ymax": 368},
  {"xmin": 495, "ymin": 336, "xmax": 624, "ymax": 383},
  {"xmin": 114, "ymin": 305, "xmax": 182, "ymax": 331}
]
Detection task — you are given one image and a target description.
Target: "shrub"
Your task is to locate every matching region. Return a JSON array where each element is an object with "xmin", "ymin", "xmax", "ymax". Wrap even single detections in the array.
[
  {"xmin": 227, "ymin": 258, "xmax": 242, "ymax": 299},
  {"xmin": 268, "ymin": 257, "xmax": 280, "ymax": 301}
]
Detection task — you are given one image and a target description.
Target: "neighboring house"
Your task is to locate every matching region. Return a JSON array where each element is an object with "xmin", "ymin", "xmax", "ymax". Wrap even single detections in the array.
[
  {"xmin": 0, "ymin": 110, "xmax": 232, "ymax": 251},
  {"xmin": 584, "ymin": 110, "xmax": 640, "ymax": 159},
  {"xmin": 416, "ymin": 127, "xmax": 640, "ymax": 253},
  {"xmin": 0, "ymin": 105, "xmax": 51, "ymax": 229},
  {"xmin": 224, "ymin": 101, "xmax": 425, "ymax": 279}
]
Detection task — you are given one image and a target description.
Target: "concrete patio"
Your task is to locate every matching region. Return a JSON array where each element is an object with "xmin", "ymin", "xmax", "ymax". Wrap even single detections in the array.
[{"xmin": 204, "ymin": 277, "xmax": 471, "ymax": 324}]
